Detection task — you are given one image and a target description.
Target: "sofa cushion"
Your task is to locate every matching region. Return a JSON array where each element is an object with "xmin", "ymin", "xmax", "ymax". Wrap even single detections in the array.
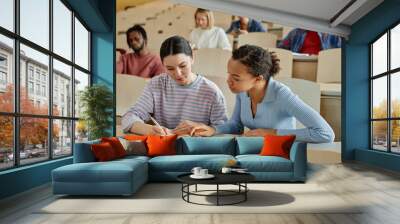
[
  {"xmin": 260, "ymin": 135, "xmax": 296, "ymax": 159},
  {"xmin": 148, "ymin": 154, "xmax": 235, "ymax": 172},
  {"xmin": 101, "ymin": 137, "xmax": 127, "ymax": 158},
  {"xmin": 178, "ymin": 137, "xmax": 236, "ymax": 155},
  {"xmin": 91, "ymin": 142, "xmax": 118, "ymax": 161},
  {"xmin": 53, "ymin": 158, "xmax": 147, "ymax": 183},
  {"xmin": 115, "ymin": 155, "xmax": 150, "ymax": 163},
  {"xmin": 124, "ymin": 135, "xmax": 147, "ymax": 141},
  {"xmin": 236, "ymin": 155, "xmax": 293, "ymax": 172},
  {"xmin": 119, "ymin": 138, "xmax": 148, "ymax": 156},
  {"xmin": 236, "ymin": 137, "xmax": 264, "ymax": 155},
  {"xmin": 147, "ymin": 135, "xmax": 178, "ymax": 157}
]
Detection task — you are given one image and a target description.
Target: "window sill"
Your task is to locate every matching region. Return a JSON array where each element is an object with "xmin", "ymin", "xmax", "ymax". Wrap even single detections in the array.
[{"xmin": 0, "ymin": 156, "xmax": 72, "ymax": 175}]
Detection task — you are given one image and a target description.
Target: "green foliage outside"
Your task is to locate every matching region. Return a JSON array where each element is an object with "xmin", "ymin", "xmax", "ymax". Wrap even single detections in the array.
[{"xmin": 372, "ymin": 99, "xmax": 400, "ymax": 142}]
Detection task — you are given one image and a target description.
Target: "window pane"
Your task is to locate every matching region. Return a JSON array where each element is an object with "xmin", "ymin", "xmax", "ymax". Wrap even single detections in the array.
[
  {"xmin": 391, "ymin": 24, "xmax": 400, "ymax": 70},
  {"xmin": 53, "ymin": 119, "xmax": 72, "ymax": 158},
  {"xmin": 372, "ymin": 77, "xmax": 387, "ymax": 119},
  {"xmin": 0, "ymin": 116, "xmax": 13, "ymax": 170},
  {"xmin": 53, "ymin": 59, "xmax": 72, "ymax": 117},
  {"xmin": 372, "ymin": 33, "xmax": 387, "ymax": 76},
  {"xmin": 0, "ymin": 0, "xmax": 14, "ymax": 31},
  {"xmin": 53, "ymin": 0, "xmax": 72, "ymax": 60},
  {"xmin": 0, "ymin": 35, "xmax": 14, "ymax": 112},
  {"xmin": 75, "ymin": 18, "xmax": 89, "ymax": 70},
  {"xmin": 20, "ymin": 0, "xmax": 49, "ymax": 49},
  {"xmin": 20, "ymin": 44, "xmax": 49, "ymax": 115},
  {"xmin": 20, "ymin": 117, "xmax": 49, "ymax": 165},
  {"xmin": 391, "ymin": 120, "xmax": 400, "ymax": 153},
  {"xmin": 372, "ymin": 121, "xmax": 388, "ymax": 151},
  {"xmin": 391, "ymin": 72, "xmax": 400, "ymax": 118},
  {"xmin": 75, "ymin": 120, "xmax": 88, "ymax": 143},
  {"xmin": 74, "ymin": 69, "xmax": 89, "ymax": 118}
]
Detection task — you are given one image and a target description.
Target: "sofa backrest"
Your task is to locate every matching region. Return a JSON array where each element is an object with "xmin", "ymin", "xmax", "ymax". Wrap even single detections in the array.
[
  {"xmin": 73, "ymin": 140, "xmax": 100, "ymax": 163},
  {"xmin": 177, "ymin": 136, "xmax": 236, "ymax": 155},
  {"xmin": 236, "ymin": 137, "xmax": 264, "ymax": 155},
  {"xmin": 74, "ymin": 136, "xmax": 302, "ymax": 161}
]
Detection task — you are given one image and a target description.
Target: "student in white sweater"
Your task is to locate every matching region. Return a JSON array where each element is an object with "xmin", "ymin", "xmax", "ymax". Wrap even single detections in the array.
[{"xmin": 189, "ymin": 8, "xmax": 232, "ymax": 51}]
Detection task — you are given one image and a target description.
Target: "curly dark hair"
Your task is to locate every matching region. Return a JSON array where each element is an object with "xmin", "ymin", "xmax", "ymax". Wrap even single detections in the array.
[
  {"xmin": 232, "ymin": 45, "xmax": 280, "ymax": 80},
  {"xmin": 126, "ymin": 25, "xmax": 148, "ymax": 48}
]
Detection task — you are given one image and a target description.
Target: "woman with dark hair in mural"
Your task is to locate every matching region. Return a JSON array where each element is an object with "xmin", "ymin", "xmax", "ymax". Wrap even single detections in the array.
[
  {"xmin": 121, "ymin": 35, "xmax": 228, "ymax": 136},
  {"xmin": 179, "ymin": 45, "xmax": 334, "ymax": 143}
]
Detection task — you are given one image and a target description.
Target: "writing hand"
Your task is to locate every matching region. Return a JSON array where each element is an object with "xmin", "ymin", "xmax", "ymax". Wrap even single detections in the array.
[
  {"xmin": 174, "ymin": 120, "xmax": 200, "ymax": 136},
  {"xmin": 151, "ymin": 125, "xmax": 173, "ymax": 136}
]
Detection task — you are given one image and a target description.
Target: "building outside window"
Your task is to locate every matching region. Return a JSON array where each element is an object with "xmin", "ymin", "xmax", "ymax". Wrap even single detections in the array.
[
  {"xmin": 0, "ymin": 54, "xmax": 7, "ymax": 67},
  {"xmin": 41, "ymin": 85, "xmax": 46, "ymax": 97},
  {"xmin": 0, "ymin": 54, "xmax": 7, "ymax": 88},
  {"xmin": 35, "ymin": 70, "xmax": 40, "ymax": 81},
  {"xmin": 54, "ymin": 88, "xmax": 58, "ymax": 104},
  {"xmin": 41, "ymin": 73, "xmax": 46, "ymax": 83},
  {"xmin": 0, "ymin": 71, "xmax": 6, "ymax": 85},
  {"xmin": 35, "ymin": 83, "xmax": 40, "ymax": 95},
  {"xmin": 28, "ymin": 66, "xmax": 34, "ymax": 80},
  {"xmin": 28, "ymin": 81, "xmax": 34, "ymax": 94}
]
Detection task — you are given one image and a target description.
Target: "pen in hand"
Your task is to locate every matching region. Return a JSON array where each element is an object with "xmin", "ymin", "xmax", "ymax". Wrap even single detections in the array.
[{"xmin": 149, "ymin": 116, "xmax": 167, "ymax": 136}]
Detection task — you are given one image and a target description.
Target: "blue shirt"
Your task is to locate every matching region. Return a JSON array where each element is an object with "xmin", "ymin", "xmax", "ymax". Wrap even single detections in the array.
[
  {"xmin": 215, "ymin": 78, "xmax": 334, "ymax": 143},
  {"xmin": 226, "ymin": 19, "xmax": 266, "ymax": 33}
]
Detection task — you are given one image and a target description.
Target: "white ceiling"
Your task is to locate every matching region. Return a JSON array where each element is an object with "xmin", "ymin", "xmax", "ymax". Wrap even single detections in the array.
[
  {"xmin": 174, "ymin": 0, "xmax": 384, "ymax": 38},
  {"xmin": 228, "ymin": 0, "xmax": 352, "ymax": 22}
]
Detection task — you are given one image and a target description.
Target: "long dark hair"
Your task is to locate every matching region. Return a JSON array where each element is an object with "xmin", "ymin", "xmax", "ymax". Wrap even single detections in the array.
[
  {"xmin": 160, "ymin": 36, "xmax": 193, "ymax": 61},
  {"xmin": 232, "ymin": 45, "xmax": 280, "ymax": 80}
]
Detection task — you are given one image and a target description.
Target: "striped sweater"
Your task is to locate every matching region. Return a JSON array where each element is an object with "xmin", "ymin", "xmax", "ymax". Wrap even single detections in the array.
[
  {"xmin": 215, "ymin": 78, "xmax": 335, "ymax": 143},
  {"xmin": 122, "ymin": 74, "xmax": 228, "ymax": 132}
]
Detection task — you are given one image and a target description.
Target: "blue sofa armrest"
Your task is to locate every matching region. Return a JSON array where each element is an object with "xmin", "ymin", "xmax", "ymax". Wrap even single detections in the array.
[
  {"xmin": 289, "ymin": 141, "xmax": 307, "ymax": 181},
  {"xmin": 73, "ymin": 140, "xmax": 100, "ymax": 163}
]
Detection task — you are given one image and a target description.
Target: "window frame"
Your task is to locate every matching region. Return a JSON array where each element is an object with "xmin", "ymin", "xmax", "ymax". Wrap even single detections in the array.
[
  {"xmin": 0, "ymin": 0, "xmax": 92, "ymax": 171},
  {"xmin": 370, "ymin": 20, "xmax": 400, "ymax": 154}
]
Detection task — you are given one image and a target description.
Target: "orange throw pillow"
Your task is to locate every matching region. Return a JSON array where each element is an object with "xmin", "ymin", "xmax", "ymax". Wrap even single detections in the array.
[
  {"xmin": 124, "ymin": 135, "xmax": 148, "ymax": 142},
  {"xmin": 146, "ymin": 135, "xmax": 178, "ymax": 157},
  {"xmin": 259, "ymin": 135, "xmax": 296, "ymax": 159},
  {"xmin": 101, "ymin": 137, "xmax": 126, "ymax": 158},
  {"xmin": 91, "ymin": 142, "xmax": 117, "ymax": 161}
]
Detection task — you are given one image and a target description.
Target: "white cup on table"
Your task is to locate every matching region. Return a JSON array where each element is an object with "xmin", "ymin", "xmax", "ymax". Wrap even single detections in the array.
[
  {"xmin": 191, "ymin": 167, "xmax": 202, "ymax": 176},
  {"xmin": 199, "ymin": 169, "xmax": 208, "ymax": 176}
]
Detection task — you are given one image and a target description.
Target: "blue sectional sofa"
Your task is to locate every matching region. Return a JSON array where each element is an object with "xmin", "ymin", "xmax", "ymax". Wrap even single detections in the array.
[{"xmin": 52, "ymin": 136, "xmax": 307, "ymax": 196}]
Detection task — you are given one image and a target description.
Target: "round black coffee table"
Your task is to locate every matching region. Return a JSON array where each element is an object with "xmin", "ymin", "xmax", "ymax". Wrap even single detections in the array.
[{"xmin": 177, "ymin": 173, "xmax": 255, "ymax": 206}]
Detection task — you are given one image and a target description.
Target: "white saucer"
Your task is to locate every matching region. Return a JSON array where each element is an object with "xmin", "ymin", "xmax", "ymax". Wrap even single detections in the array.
[{"xmin": 190, "ymin": 174, "xmax": 215, "ymax": 179}]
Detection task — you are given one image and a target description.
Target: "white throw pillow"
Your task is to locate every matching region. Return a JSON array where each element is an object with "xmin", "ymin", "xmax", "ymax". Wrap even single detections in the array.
[{"xmin": 118, "ymin": 137, "xmax": 147, "ymax": 156}]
